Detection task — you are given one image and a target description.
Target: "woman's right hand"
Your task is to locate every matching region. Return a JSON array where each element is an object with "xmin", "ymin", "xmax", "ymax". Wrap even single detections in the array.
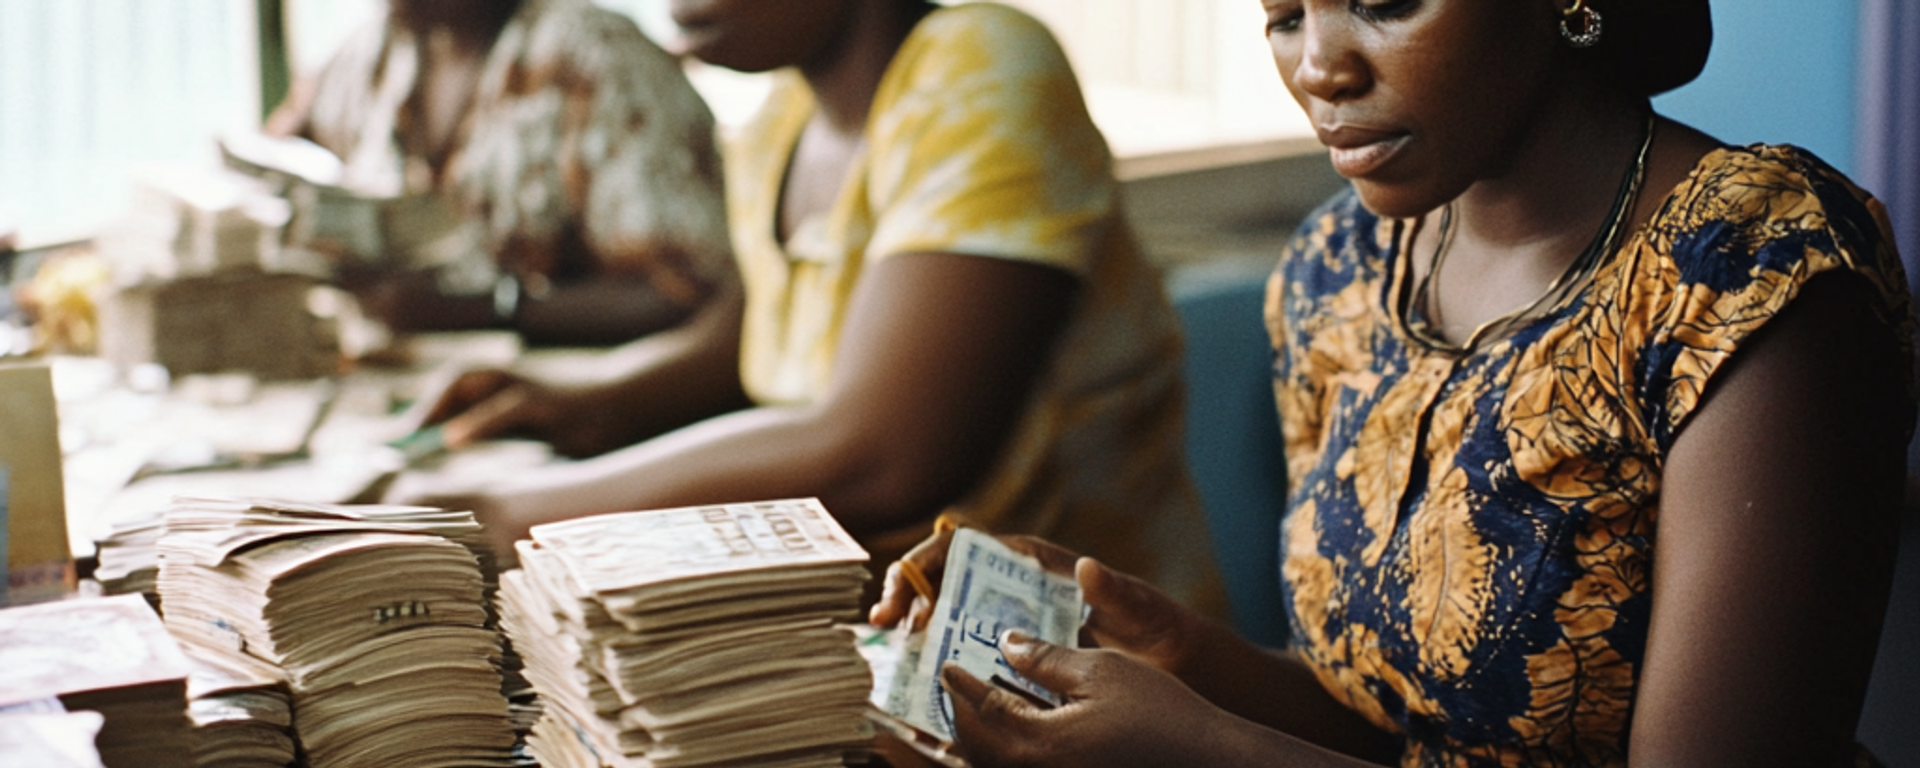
[
  {"xmin": 423, "ymin": 368, "xmax": 627, "ymax": 458},
  {"xmin": 868, "ymin": 528, "xmax": 1213, "ymax": 678},
  {"xmin": 867, "ymin": 527, "xmax": 1083, "ymax": 632}
]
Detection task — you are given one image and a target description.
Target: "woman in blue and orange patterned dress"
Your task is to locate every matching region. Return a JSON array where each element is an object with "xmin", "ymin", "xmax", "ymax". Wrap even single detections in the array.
[{"xmin": 871, "ymin": 0, "xmax": 1913, "ymax": 766}]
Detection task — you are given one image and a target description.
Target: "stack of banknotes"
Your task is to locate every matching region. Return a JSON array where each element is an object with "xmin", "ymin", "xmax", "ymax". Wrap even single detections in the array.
[
  {"xmin": 501, "ymin": 498, "xmax": 875, "ymax": 768},
  {"xmin": 182, "ymin": 655, "xmax": 296, "ymax": 768},
  {"xmin": 0, "ymin": 594, "xmax": 196, "ymax": 768},
  {"xmin": 154, "ymin": 498, "xmax": 520, "ymax": 768}
]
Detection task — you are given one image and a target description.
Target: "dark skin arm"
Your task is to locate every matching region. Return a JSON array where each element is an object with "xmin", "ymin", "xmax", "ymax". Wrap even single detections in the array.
[
  {"xmin": 338, "ymin": 265, "xmax": 695, "ymax": 347},
  {"xmin": 1628, "ymin": 272, "xmax": 1905, "ymax": 766},
  {"xmin": 416, "ymin": 277, "xmax": 752, "ymax": 460},
  {"xmin": 877, "ymin": 272, "xmax": 1906, "ymax": 768},
  {"xmin": 390, "ymin": 252, "xmax": 1078, "ymax": 562}
]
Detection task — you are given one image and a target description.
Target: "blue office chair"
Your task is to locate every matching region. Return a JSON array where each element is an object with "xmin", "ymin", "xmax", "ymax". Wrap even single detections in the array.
[
  {"xmin": 1172, "ymin": 266, "xmax": 1291, "ymax": 648},
  {"xmin": 1858, "ymin": 514, "xmax": 1920, "ymax": 767}
]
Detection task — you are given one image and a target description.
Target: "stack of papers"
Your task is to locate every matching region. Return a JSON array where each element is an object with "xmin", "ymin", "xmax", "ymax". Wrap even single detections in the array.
[
  {"xmin": 93, "ymin": 513, "xmax": 165, "ymax": 605},
  {"xmin": 155, "ymin": 498, "xmax": 518, "ymax": 767},
  {"xmin": 0, "ymin": 594, "xmax": 195, "ymax": 768},
  {"xmin": 503, "ymin": 499, "xmax": 874, "ymax": 768},
  {"xmin": 97, "ymin": 163, "xmax": 290, "ymax": 279},
  {"xmin": 184, "ymin": 652, "xmax": 296, "ymax": 768}
]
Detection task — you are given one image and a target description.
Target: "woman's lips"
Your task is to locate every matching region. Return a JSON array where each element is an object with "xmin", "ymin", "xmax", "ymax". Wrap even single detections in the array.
[{"xmin": 1318, "ymin": 126, "xmax": 1411, "ymax": 178}]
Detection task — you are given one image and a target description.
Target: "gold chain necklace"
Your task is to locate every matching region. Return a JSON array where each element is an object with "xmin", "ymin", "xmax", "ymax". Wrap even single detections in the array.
[{"xmin": 1412, "ymin": 113, "xmax": 1659, "ymax": 351}]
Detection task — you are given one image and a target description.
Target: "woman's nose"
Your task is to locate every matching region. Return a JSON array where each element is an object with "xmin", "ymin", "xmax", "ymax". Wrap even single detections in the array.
[{"xmin": 1288, "ymin": 17, "xmax": 1369, "ymax": 104}]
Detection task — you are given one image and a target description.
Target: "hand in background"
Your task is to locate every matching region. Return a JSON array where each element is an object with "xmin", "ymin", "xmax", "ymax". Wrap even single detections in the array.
[
  {"xmin": 940, "ymin": 631, "xmax": 1222, "ymax": 768},
  {"xmin": 422, "ymin": 368, "xmax": 628, "ymax": 459}
]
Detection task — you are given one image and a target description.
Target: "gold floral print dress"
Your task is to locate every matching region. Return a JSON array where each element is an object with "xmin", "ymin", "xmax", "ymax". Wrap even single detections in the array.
[
  {"xmin": 1266, "ymin": 145, "xmax": 1912, "ymax": 767},
  {"xmin": 294, "ymin": 0, "xmax": 732, "ymax": 308}
]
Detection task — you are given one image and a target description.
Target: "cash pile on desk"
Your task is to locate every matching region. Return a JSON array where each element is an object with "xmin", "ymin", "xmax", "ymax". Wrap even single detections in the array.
[
  {"xmin": 502, "ymin": 498, "xmax": 874, "ymax": 768},
  {"xmin": 183, "ymin": 653, "xmax": 296, "ymax": 768},
  {"xmin": 96, "ymin": 163, "xmax": 291, "ymax": 279},
  {"xmin": 94, "ymin": 513, "xmax": 166, "ymax": 605},
  {"xmin": 0, "ymin": 594, "xmax": 196, "ymax": 768},
  {"xmin": 155, "ymin": 498, "xmax": 518, "ymax": 767}
]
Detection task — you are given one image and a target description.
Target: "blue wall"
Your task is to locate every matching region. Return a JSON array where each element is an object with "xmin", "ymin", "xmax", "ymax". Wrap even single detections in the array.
[{"xmin": 1654, "ymin": 0, "xmax": 1860, "ymax": 176}]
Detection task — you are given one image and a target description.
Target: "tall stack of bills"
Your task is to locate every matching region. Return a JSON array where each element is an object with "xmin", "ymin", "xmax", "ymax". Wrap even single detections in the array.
[
  {"xmin": 0, "ymin": 594, "xmax": 194, "ymax": 768},
  {"xmin": 502, "ymin": 498, "xmax": 874, "ymax": 768},
  {"xmin": 184, "ymin": 649, "xmax": 296, "ymax": 768},
  {"xmin": 94, "ymin": 513, "xmax": 165, "ymax": 606},
  {"xmin": 155, "ymin": 497, "xmax": 517, "ymax": 767}
]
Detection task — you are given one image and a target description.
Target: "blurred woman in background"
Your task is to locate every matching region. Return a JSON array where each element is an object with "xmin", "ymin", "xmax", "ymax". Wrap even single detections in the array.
[
  {"xmin": 268, "ymin": 0, "xmax": 733, "ymax": 346},
  {"xmin": 398, "ymin": 0, "xmax": 1226, "ymax": 614}
]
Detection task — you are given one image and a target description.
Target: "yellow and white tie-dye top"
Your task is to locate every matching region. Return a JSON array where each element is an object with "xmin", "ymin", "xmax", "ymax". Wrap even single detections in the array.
[{"xmin": 724, "ymin": 2, "xmax": 1223, "ymax": 613}]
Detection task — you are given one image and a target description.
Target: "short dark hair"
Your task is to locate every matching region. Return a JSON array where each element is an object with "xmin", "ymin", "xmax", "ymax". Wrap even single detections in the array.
[{"xmin": 1591, "ymin": 0, "xmax": 1713, "ymax": 96}]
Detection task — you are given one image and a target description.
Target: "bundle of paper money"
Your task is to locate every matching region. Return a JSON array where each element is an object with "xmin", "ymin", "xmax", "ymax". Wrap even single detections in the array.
[
  {"xmin": 96, "ymin": 163, "xmax": 290, "ymax": 279},
  {"xmin": 0, "ymin": 594, "xmax": 195, "ymax": 768},
  {"xmin": 874, "ymin": 528, "xmax": 1085, "ymax": 746},
  {"xmin": 94, "ymin": 512, "xmax": 164, "ymax": 603},
  {"xmin": 184, "ymin": 651, "xmax": 296, "ymax": 768},
  {"xmin": 502, "ymin": 498, "xmax": 875, "ymax": 768},
  {"xmin": 154, "ymin": 498, "xmax": 518, "ymax": 768}
]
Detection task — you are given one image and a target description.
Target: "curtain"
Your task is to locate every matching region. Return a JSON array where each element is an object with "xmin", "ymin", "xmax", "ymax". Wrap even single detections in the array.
[{"xmin": 0, "ymin": 0, "xmax": 258, "ymax": 245}]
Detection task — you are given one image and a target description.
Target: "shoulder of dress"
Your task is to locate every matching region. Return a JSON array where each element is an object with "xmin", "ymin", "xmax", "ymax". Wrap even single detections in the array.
[
  {"xmin": 499, "ymin": 1, "xmax": 674, "ymax": 69},
  {"xmin": 1649, "ymin": 144, "xmax": 1899, "ymax": 277},
  {"xmin": 918, "ymin": 3, "xmax": 1056, "ymax": 41},
  {"xmin": 900, "ymin": 3, "xmax": 1068, "ymax": 74},
  {"xmin": 1660, "ymin": 145, "xmax": 1878, "ymax": 235}
]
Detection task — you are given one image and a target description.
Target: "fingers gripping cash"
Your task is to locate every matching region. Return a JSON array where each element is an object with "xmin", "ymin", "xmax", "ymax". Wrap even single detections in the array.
[{"xmin": 873, "ymin": 529, "xmax": 1085, "ymax": 750}]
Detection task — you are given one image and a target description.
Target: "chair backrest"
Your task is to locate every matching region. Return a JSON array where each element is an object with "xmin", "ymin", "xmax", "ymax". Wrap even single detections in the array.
[
  {"xmin": 1171, "ymin": 266, "xmax": 1290, "ymax": 647},
  {"xmin": 1857, "ymin": 514, "xmax": 1920, "ymax": 766}
]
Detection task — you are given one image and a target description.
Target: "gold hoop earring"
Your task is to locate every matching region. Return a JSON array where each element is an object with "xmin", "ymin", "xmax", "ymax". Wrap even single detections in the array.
[{"xmin": 1560, "ymin": 1, "xmax": 1602, "ymax": 48}]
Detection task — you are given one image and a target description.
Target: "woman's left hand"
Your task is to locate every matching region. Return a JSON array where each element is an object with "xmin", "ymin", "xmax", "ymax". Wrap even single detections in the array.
[{"xmin": 940, "ymin": 631, "xmax": 1223, "ymax": 768}]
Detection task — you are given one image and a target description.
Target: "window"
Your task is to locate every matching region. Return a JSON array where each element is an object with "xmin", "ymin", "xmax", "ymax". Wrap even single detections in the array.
[
  {"xmin": 993, "ymin": 0, "xmax": 1311, "ymax": 158},
  {"xmin": 0, "ymin": 1, "xmax": 1309, "ymax": 246},
  {"xmin": 0, "ymin": 0, "xmax": 261, "ymax": 246}
]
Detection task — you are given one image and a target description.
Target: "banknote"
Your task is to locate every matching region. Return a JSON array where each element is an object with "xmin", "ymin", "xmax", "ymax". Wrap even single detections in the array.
[
  {"xmin": 892, "ymin": 528, "xmax": 1083, "ymax": 742},
  {"xmin": 528, "ymin": 499, "xmax": 868, "ymax": 599}
]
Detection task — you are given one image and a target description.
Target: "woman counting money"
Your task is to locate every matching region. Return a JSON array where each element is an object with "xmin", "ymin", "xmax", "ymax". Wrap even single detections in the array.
[
  {"xmin": 871, "ymin": 0, "xmax": 1914, "ymax": 766},
  {"xmin": 394, "ymin": 0, "xmax": 1226, "ymax": 615}
]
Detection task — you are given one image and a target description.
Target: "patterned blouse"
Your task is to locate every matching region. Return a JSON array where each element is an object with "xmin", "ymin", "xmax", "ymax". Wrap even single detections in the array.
[
  {"xmin": 724, "ymin": 3, "xmax": 1223, "ymax": 614},
  {"xmin": 292, "ymin": 0, "xmax": 731, "ymax": 307},
  {"xmin": 1266, "ymin": 145, "xmax": 1911, "ymax": 766}
]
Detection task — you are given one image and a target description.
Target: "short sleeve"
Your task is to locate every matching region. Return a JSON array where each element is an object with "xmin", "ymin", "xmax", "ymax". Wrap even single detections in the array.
[
  {"xmin": 863, "ymin": 5, "xmax": 1114, "ymax": 274},
  {"xmin": 1637, "ymin": 146, "xmax": 1913, "ymax": 450}
]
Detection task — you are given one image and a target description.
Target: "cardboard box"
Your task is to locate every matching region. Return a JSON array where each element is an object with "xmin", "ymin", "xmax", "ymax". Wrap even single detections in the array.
[{"xmin": 0, "ymin": 363, "xmax": 71, "ymax": 605}]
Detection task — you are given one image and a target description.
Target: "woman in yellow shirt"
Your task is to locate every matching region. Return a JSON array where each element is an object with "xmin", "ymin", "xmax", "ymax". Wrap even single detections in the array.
[{"xmin": 404, "ymin": 0, "xmax": 1224, "ymax": 613}]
